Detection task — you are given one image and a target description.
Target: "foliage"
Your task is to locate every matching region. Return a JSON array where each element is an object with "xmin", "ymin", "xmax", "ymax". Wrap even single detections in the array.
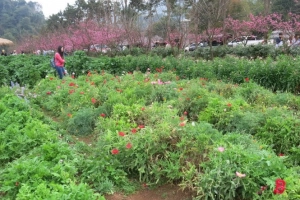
[
  {"xmin": 3, "ymin": 55, "xmax": 300, "ymax": 199},
  {"xmin": 194, "ymin": 134, "xmax": 300, "ymax": 200},
  {"xmin": 67, "ymin": 107, "xmax": 98, "ymax": 136},
  {"xmin": 0, "ymin": 0, "xmax": 44, "ymax": 41},
  {"xmin": 0, "ymin": 91, "xmax": 101, "ymax": 199},
  {"xmin": 0, "ymin": 93, "xmax": 57, "ymax": 166}
]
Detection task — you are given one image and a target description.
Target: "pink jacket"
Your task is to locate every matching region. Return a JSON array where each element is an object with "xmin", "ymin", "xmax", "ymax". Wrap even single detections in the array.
[{"xmin": 55, "ymin": 52, "xmax": 65, "ymax": 67}]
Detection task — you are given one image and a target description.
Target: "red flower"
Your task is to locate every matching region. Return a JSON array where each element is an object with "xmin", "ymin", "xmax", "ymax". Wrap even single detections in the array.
[
  {"xmin": 100, "ymin": 113, "xmax": 106, "ymax": 117},
  {"xmin": 80, "ymin": 91, "xmax": 84, "ymax": 95},
  {"xmin": 184, "ymin": 111, "xmax": 188, "ymax": 115},
  {"xmin": 91, "ymin": 98, "xmax": 97, "ymax": 104},
  {"xmin": 90, "ymin": 82, "xmax": 95, "ymax": 86},
  {"xmin": 138, "ymin": 125, "xmax": 145, "ymax": 129},
  {"xmin": 118, "ymin": 132, "xmax": 125, "ymax": 137},
  {"xmin": 179, "ymin": 122, "xmax": 185, "ymax": 127},
  {"xmin": 87, "ymin": 71, "xmax": 92, "ymax": 76},
  {"xmin": 141, "ymin": 107, "xmax": 145, "ymax": 111},
  {"xmin": 131, "ymin": 128, "xmax": 137, "ymax": 134},
  {"xmin": 67, "ymin": 113, "xmax": 72, "ymax": 118},
  {"xmin": 227, "ymin": 103, "xmax": 232, "ymax": 107},
  {"xmin": 46, "ymin": 91, "xmax": 51, "ymax": 95},
  {"xmin": 179, "ymin": 87, "xmax": 183, "ymax": 91},
  {"xmin": 273, "ymin": 179, "xmax": 286, "ymax": 194},
  {"xmin": 111, "ymin": 148, "xmax": 119, "ymax": 155},
  {"xmin": 126, "ymin": 143, "xmax": 132, "ymax": 149},
  {"xmin": 69, "ymin": 90, "xmax": 75, "ymax": 94},
  {"xmin": 69, "ymin": 82, "xmax": 76, "ymax": 87},
  {"xmin": 180, "ymin": 116, "xmax": 185, "ymax": 121},
  {"xmin": 278, "ymin": 153, "xmax": 284, "ymax": 157},
  {"xmin": 49, "ymin": 77, "xmax": 53, "ymax": 80},
  {"xmin": 245, "ymin": 77, "xmax": 249, "ymax": 82}
]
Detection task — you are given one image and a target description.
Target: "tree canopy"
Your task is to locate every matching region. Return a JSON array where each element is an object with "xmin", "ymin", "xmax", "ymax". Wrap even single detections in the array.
[{"xmin": 0, "ymin": 0, "xmax": 45, "ymax": 42}]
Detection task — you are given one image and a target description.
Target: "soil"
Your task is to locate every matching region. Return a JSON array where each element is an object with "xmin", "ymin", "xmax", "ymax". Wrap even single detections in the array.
[
  {"xmin": 105, "ymin": 184, "xmax": 195, "ymax": 200},
  {"xmin": 72, "ymin": 134, "xmax": 96, "ymax": 145}
]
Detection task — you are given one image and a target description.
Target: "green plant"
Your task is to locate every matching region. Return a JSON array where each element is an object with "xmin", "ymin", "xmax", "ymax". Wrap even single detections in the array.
[{"xmin": 67, "ymin": 107, "xmax": 97, "ymax": 136}]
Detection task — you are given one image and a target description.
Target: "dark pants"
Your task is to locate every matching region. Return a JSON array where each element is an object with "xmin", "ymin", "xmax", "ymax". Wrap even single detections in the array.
[{"xmin": 55, "ymin": 66, "xmax": 64, "ymax": 79}]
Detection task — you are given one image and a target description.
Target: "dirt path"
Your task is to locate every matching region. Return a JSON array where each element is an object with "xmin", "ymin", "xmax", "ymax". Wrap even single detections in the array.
[{"xmin": 105, "ymin": 184, "xmax": 195, "ymax": 200}]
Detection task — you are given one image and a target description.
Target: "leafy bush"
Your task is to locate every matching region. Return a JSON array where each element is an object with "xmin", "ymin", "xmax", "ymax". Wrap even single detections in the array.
[
  {"xmin": 67, "ymin": 107, "xmax": 98, "ymax": 136},
  {"xmin": 0, "ymin": 64, "xmax": 8, "ymax": 86},
  {"xmin": 194, "ymin": 134, "xmax": 300, "ymax": 200}
]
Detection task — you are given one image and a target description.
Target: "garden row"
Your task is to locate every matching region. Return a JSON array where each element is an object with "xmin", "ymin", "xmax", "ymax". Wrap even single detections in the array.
[
  {"xmin": 2, "ymin": 70, "xmax": 298, "ymax": 199},
  {"xmin": 1, "ymin": 52, "xmax": 300, "ymax": 94}
]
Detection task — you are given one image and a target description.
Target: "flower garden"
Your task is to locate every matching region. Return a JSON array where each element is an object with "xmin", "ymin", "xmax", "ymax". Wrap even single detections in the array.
[{"xmin": 1, "ymin": 52, "xmax": 300, "ymax": 199}]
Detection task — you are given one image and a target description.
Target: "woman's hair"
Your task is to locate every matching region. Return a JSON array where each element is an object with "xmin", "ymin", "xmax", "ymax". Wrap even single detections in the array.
[{"xmin": 57, "ymin": 46, "xmax": 64, "ymax": 58}]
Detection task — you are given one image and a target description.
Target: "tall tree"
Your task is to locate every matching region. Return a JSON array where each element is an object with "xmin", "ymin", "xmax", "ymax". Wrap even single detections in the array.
[
  {"xmin": 192, "ymin": 0, "xmax": 231, "ymax": 58},
  {"xmin": 272, "ymin": 0, "xmax": 300, "ymax": 16}
]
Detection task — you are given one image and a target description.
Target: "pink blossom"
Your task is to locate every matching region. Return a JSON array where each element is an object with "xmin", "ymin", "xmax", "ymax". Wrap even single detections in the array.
[{"xmin": 217, "ymin": 147, "xmax": 225, "ymax": 152}]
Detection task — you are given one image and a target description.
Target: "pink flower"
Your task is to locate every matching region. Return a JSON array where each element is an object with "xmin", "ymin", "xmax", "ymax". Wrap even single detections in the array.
[
  {"xmin": 126, "ymin": 143, "xmax": 132, "ymax": 149},
  {"xmin": 46, "ymin": 91, "xmax": 51, "ymax": 95},
  {"xmin": 118, "ymin": 132, "xmax": 125, "ymax": 137},
  {"xmin": 91, "ymin": 98, "xmax": 97, "ymax": 104},
  {"xmin": 100, "ymin": 113, "xmax": 106, "ymax": 117},
  {"xmin": 236, "ymin": 172, "xmax": 246, "ymax": 178},
  {"xmin": 138, "ymin": 125, "xmax": 145, "ymax": 129},
  {"xmin": 179, "ymin": 122, "xmax": 185, "ymax": 127},
  {"xmin": 217, "ymin": 147, "xmax": 225, "ymax": 152},
  {"xmin": 111, "ymin": 148, "xmax": 119, "ymax": 155},
  {"xmin": 131, "ymin": 128, "xmax": 137, "ymax": 134}
]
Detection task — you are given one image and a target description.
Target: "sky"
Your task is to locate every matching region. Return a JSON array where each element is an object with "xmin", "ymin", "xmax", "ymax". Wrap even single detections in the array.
[{"xmin": 26, "ymin": 0, "xmax": 77, "ymax": 18}]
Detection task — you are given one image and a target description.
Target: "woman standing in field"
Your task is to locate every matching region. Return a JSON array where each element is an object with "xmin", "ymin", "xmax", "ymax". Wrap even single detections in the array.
[{"xmin": 55, "ymin": 46, "xmax": 65, "ymax": 79}]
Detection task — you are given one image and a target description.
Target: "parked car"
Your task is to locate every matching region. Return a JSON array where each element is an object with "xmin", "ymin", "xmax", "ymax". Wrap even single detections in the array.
[
  {"xmin": 184, "ymin": 42, "xmax": 208, "ymax": 52},
  {"xmin": 228, "ymin": 36, "xmax": 264, "ymax": 47}
]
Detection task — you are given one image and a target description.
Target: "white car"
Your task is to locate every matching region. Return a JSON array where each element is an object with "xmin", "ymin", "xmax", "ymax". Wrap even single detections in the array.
[{"xmin": 228, "ymin": 36, "xmax": 264, "ymax": 47}]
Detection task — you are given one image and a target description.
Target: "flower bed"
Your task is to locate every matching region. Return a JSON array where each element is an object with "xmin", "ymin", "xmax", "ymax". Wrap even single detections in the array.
[{"xmin": 1, "ymin": 70, "xmax": 299, "ymax": 199}]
